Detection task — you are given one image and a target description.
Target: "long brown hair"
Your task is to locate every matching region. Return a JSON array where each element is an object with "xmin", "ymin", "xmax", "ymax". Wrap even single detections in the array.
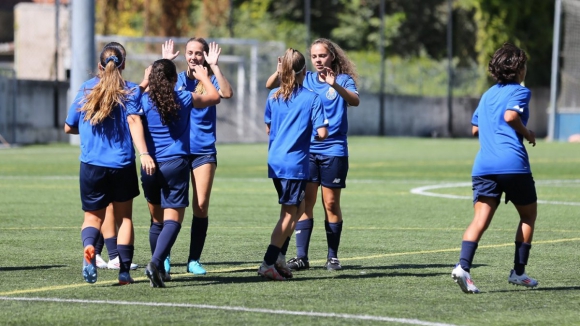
[
  {"xmin": 311, "ymin": 38, "xmax": 358, "ymax": 84},
  {"xmin": 81, "ymin": 46, "xmax": 129, "ymax": 125},
  {"xmin": 148, "ymin": 59, "xmax": 181, "ymax": 125},
  {"xmin": 186, "ymin": 37, "xmax": 214, "ymax": 95},
  {"xmin": 273, "ymin": 48, "xmax": 306, "ymax": 101}
]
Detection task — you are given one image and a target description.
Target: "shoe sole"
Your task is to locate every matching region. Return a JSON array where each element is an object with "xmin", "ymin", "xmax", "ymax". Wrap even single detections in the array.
[
  {"xmin": 451, "ymin": 273, "xmax": 479, "ymax": 294},
  {"xmin": 257, "ymin": 272, "xmax": 286, "ymax": 281},
  {"xmin": 508, "ymin": 280, "xmax": 538, "ymax": 288}
]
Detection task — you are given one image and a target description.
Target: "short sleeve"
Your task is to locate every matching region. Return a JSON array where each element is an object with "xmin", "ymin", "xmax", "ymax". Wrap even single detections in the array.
[
  {"xmin": 125, "ymin": 86, "xmax": 144, "ymax": 116},
  {"xmin": 211, "ymin": 75, "xmax": 221, "ymax": 92},
  {"xmin": 65, "ymin": 88, "xmax": 85, "ymax": 127},
  {"xmin": 506, "ymin": 87, "xmax": 531, "ymax": 115},
  {"xmin": 471, "ymin": 107, "xmax": 479, "ymax": 126},
  {"xmin": 341, "ymin": 75, "xmax": 358, "ymax": 94},
  {"xmin": 176, "ymin": 89, "xmax": 193, "ymax": 110},
  {"xmin": 264, "ymin": 99, "xmax": 272, "ymax": 125}
]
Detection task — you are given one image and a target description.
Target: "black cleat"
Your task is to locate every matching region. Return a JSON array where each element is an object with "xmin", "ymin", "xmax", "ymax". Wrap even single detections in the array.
[
  {"xmin": 286, "ymin": 257, "xmax": 310, "ymax": 271},
  {"xmin": 324, "ymin": 258, "xmax": 342, "ymax": 271}
]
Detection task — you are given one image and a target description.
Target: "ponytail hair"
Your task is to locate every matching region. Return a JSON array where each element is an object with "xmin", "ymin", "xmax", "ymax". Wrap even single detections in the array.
[
  {"xmin": 186, "ymin": 37, "xmax": 214, "ymax": 95},
  {"xmin": 81, "ymin": 46, "xmax": 129, "ymax": 125},
  {"xmin": 148, "ymin": 59, "xmax": 181, "ymax": 125},
  {"xmin": 311, "ymin": 38, "xmax": 358, "ymax": 85},
  {"xmin": 273, "ymin": 48, "xmax": 306, "ymax": 101}
]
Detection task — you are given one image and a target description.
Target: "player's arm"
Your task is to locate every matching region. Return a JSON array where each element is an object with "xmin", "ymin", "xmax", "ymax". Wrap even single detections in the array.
[
  {"xmin": 127, "ymin": 114, "xmax": 156, "ymax": 174},
  {"xmin": 265, "ymin": 57, "xmax": 282, "ymax": 89},
  {"xmin": 321, "ymin": 68, "xmax": 359, "ymax": 106},
  {"xmin": 64, "ymin": 124, "xmax": 78, "ymax": 134},
  {"xmin": 504, "ymin": 110, "xmax": 536, "ymax": 146},
  {"xmin": 205, "ymin": 42, "xmax": 233, "ymax": 98},
  {"xmin": 471, "ymin": 125, "xmax": 478, "ymax": 137},
  {"xmin": 191, "ymin": 65, "xmax": 221, "ymax": 108},
  {"xmin": 265, "ymin": 123, "xmax": 271, "ymax": 136},
  {"xmin": 315, "ymin": 126, "xmax": 328, "ymax": 140}
]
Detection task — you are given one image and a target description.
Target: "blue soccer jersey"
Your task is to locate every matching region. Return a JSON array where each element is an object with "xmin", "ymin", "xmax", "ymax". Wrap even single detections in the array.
[
  {"xmin": 471, "ymin": 83, "xmax": 532, "ymax": 176},
  {"xmin": 65, "ymin": 78, "xmax": 142, "ymax": 168},
  {"xmin": 303, "ymin": 71, "xmax": 358, "ymax": 156},
  {"xmin": 136, "ymin": 90, "xmax": 194, "ymax": 162},
  {"xmin": 264, "ymin": 86, "xmax": 327, "ymax": 179},
  {"xmin": 175, "ymin": 72, "xmax": 220, "ymax": 155}
]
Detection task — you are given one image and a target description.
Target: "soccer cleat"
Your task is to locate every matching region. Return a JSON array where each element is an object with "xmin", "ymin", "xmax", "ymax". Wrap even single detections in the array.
[
  {"xmin": 275, "ymin": 254, "xmax": 293, "ymax": 279},
  {"xmin": 145, "ymin": 262, "xmax": 165, "ymax": 288},
  {"xmin": 286, "ymin": 257, "xmax": 310, "ymax": 271},
  {"xmin": 160, "ymin": 270, "xmax": 172, "ymax": 282},
  {"xmin": 82, "ymin": 245, "xmax": 98, "ymax": 284},
  {"xmin": 257, "ymin": 262, "xmax": 286, "ymax": 281},
  {"xmin": 451, "ymin": 263, "xmax": 480, "ymax": 294},
  {"xmin": 164, "ymin": 255, "xmax": 171, "ymax": 274},
  {"xmin": 324, "ymin": 258, "xmax": 342, "ymax": 271},
  {"xmin": 187, "ymin": 260, "xmax": 207, "ymax": 275},
  {"xmin": 508, "ymin": 270, "xmax": 538, "ymax": 288},
  {"xmin": 118, "ymin": 272, "xmax": 134, "ymax": 285},
  {"xmin": 95, "ymin": 254, "xmax": 108, "ymax": 269},
  {"xmin": 107, "ymin": 256, "xmax": 138, "ymax": 270}
]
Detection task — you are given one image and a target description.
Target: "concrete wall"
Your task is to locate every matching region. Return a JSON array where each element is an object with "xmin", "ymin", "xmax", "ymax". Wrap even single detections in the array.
[{"xmin": 0, "ymin": 77, "xmax": 550, "ymax": 145}]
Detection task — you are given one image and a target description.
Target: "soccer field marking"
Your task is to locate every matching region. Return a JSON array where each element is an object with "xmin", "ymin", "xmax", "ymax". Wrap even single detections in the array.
[
  {"xmin": 0, "ymin": 296, "xmax": 458, "ymax": 326},
  {"xmin": 410, "ymin": 181, "xmax": 580, "ymax": 206}
]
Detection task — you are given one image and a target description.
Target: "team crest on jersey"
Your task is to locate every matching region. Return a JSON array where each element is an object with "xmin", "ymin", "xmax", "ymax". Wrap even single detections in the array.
[{"xmin": 326, "ymin": 88, "xmax": 337, "ymax": 100}]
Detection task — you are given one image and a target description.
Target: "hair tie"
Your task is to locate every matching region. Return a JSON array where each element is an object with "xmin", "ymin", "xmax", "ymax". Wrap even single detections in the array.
[
  {"xmin": 105, "ymin": 55, "xmax": 120, "ymax": 65},
  {"xmin": 294, "ymin": 64, "xmax": 306, "ymax": 75}
]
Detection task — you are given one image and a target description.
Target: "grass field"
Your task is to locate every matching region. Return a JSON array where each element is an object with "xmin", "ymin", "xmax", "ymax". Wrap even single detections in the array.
[{"xmin": 1, "ymin": 136, "xmax": 580, "ymax": 325}]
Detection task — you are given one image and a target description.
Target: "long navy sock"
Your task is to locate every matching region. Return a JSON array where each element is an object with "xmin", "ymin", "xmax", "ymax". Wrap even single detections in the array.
[
  {"xmin": 295, "ymin": 219, "xmax": 313, "ymax": 260},
  {"xmin": 81, "ymin": 227, "xmax": 100, "ymax": 248},
  {"xmin": 104, "ymin": 236, "xmax": 118, "ymax": 260},
  {"xmin": 149, "ymin": 222, "xmax": 164, "ymax": 256},
  {"xmin": 152, "ymin": 220, "xmax": 182, "ymax": 268},
  {"xmin": 325, "ymin": 221, "xmax": 343, "ymax": 259},
  {"xmin": 189, "ymin": 216, "xmax": 208, "ymax": 261},
  {"xmin": 94, "ymin": 233, "xmax": 105, "ymax": 255},
  {"xmin": 280, "ymin": 236, "xmax": 290, "ymax": 256},
  {"xmin": 514, "ymin": 242, "xmax": 531, "ymax": 275},
  {"xmin": 117, "ymin": 244, "xmax": 134, "ymax": 274},
  {"xmin": 264, "ymin": 244, "xmax": 281, "ymax": 266},
  {"xmin": 459, "ymin": 240, "xmax": 478, "ymax": 272}
]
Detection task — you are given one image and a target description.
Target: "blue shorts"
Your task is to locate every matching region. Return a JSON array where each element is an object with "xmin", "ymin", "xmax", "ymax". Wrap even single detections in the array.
[
  {"xmin": 273, "ymin": 178, "xmax": 307, "ymax": 206},
  {"xmin": 309, "ymin": 154, "xmax": 349, "ymax": 188},
  {"xmin": 79, "ymin": 162, "xmax": 140, "ymax": 212},
  {"xmin": 190, "ymin": 154, "xmax": 217, "ymax": 170},
  {"xmin": 472, "ymin": 174, "xmax": 537, "ymax": 206},
  {"xmin": 141, "ymin": 157, "xmax": 190, "ymax": 209}
]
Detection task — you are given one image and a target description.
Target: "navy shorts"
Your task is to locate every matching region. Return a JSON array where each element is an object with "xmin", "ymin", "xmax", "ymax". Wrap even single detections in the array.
[
  {"xmin": 79, "ymin": 162, "xmax": 140, "ymax": 212},
  {"xmin": 309, "ymin": 154, "xmax": 349, "ymax": 188},
  {"xmin": 141, "ymin": 157, "xmax": 190, "ymax": 209},
  {"xmin": 472, "ymin": 174, "xmax": 537, "ymax": 206},
  {"xmin": 190, "ymin": 154, "xmax": 217, "ymax": 170},
  {"xmin": 273, "ymin": 178, "xmax": 307, "ymax": 206}
]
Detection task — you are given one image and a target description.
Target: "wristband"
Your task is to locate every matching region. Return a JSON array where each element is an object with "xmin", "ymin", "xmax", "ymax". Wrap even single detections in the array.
[{"xmin": 139, "ymin": 152, "xmax": 149, "ymax": 156}]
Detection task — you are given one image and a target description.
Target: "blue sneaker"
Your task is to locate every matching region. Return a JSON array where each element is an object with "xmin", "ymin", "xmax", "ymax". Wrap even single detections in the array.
[
  {"xmin": 82, "ymin": 245, "xmax": 97, "ymax": 284},
  {"xmin": 187, "ymin": 260, "xmax": 207, "ymax": 275},
  {"xmin": 164, "ymin": 255, "xmax": 171, "ymax": 274},
  {"xmin": 118, "ymin": 272, "xmax": 134, "ymax": 285}
]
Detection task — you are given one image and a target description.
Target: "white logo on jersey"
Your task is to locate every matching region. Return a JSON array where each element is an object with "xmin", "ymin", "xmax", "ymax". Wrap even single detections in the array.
[
  {"xmin": 513, "ymin": 105, "xmax": 524, "ymax": 112},
  {"xmin": 323, "ymin": 119, "xmax": 329, "ymax": 125},
  {"xmin": 326, "ymin": 88, "xmax": 337, "ymax": 100},
  {"xmin": 332, "ymin": 178, "xmax": 341, "ymax": 184}
]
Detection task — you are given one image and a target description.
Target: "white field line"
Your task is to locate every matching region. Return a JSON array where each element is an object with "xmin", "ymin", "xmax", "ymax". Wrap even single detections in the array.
[
  {"xmin": 410, "ymin": 181, "xmax": 580, "ymax": 206},
  {"xmin": 0, "ymin": 296, "xmax": 458, "ymax": 326}
]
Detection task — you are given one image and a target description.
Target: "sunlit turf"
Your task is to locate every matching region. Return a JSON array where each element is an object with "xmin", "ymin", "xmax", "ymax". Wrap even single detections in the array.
[{"xmin": 1, "ymin": 137, "xmax": 579, "ymax": 325}]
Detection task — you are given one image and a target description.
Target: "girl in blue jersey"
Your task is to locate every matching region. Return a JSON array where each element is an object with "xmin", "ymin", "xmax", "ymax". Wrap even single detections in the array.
[
  {"xmin": 260, "ymin": 48, "xmax": 328, "ymax": 281},
  {"xmin": 161, "ymin": 38, "xmax": 233, "ymax": 275},
  {"xmin": 64, "ymin": 45, "xmax": 156, "ymax": 285},
  {"xmin": 266, "ymin": 39, "xmax": 359, "ymax": 271},
  {"xmin": 451, "ymin": 43, "xmax": 538, "ymax": 294},
  {"xmin": 136, "ymin": 59, "xmax": 221, "ymax": 287}
]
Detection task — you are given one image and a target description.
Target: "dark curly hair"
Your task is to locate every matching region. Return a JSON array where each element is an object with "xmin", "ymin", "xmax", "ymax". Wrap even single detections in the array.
[
  {"xmin": 148, "ymin": 59, "xmax": 181, "ymax": 125},
  {"xmin": 488, "ymin": 43, "xmax": 527, "ymax": 84}
]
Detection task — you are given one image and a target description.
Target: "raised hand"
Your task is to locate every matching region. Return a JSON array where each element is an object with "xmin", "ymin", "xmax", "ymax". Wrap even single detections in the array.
[
  {"xmin": 161, "ymin": 39, "xmax": 180, "ymax": 61},
  {"xmin": 204, "ymin": 42, "xmax": 221, "ymax": 66},
  {"xmin": 320, "ymin": 67, "xmax": 336, "ymax": 86},
  {"xmin": 276, "ymin": 57, "xmax": 282, "ymax": 74},
  {"xmin": 192, "ymin": 65, "xmax": 209, "ymax": 80}
]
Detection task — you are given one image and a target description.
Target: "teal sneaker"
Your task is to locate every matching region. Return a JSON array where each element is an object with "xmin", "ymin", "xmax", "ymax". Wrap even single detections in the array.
[
  {"xmin": 82, "ymin": 245, "xmax": 97, "ymax": 284},
  {"xmin": 164, "ymin": 255, "xmax": 171, "ymax": 274},
  {"xmin": 187, "ymin": 260, "xmax": 207, "ymax": 275}
]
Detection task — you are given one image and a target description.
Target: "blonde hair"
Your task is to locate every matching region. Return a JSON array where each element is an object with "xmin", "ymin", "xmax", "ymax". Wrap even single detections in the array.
[
  {"xmin": 81, "ymin": 46, "xmax": 129, "ymax": 125},
  {"xmin": 273, "ymin": 48, "xmax": 306, "ymax": 101},
  {"xmin": 311, "ymin": 38, "xmax": 358, "ymax": 85}
]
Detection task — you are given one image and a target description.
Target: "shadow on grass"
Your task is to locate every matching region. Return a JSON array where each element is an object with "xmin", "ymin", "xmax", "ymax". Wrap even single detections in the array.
[
  {"xmin": 0, "ymin": 265, "xmax": 66, "ymax": 271},
  {"xmin": 488, "ymin": 286, "xmax": 580, "ymax": 293}
]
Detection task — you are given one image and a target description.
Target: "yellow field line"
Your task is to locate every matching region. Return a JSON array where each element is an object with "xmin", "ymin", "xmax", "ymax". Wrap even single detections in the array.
[{"xmin": 2, "ymin": 237, "xmax": 579, "ymax": 297}]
